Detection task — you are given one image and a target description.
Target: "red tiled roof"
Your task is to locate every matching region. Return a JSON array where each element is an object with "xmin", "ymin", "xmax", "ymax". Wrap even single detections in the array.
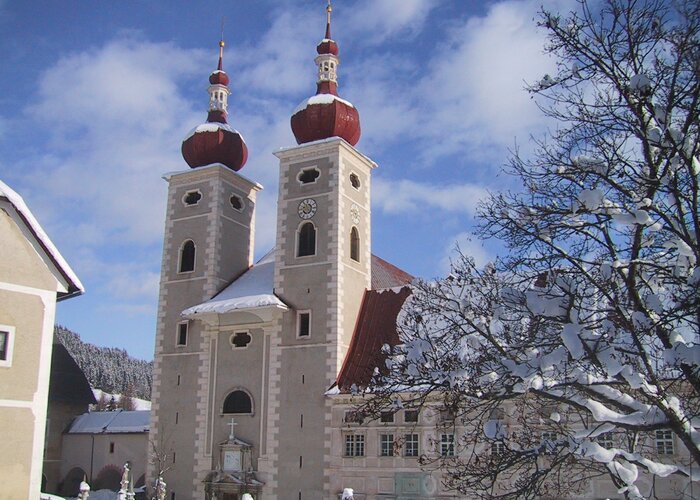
[
  {"xmin": 371, "ymin": 254, "xmax": 414, "ymax": 290},
  {"xmin": 335, "ymin": 286, "xmax": 412, "ymax": 391}
]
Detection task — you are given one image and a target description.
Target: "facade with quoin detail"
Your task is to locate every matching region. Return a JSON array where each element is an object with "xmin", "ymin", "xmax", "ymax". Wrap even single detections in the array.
[
  {"xmin": 148, "ymin": 3, "xmax": 413, "ymax": 498},
  {"xmin": 149, "ymin": 3, "xmax": 689, "ymax": 499}
]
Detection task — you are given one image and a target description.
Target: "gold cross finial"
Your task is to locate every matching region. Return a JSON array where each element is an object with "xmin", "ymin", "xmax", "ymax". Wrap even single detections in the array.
[{"xmin": 327, "ymin": 0, "xmax": 332, "ymax": 22}]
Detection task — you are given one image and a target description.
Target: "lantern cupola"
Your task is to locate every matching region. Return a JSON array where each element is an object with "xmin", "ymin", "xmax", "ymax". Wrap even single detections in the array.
[
  {"xmin": 182, "ymin": 38, "xmax": 248, "ymax": 171},
  {"xmin": 291, "ymin": 1, "xmax": 361, "ymax": 146}
]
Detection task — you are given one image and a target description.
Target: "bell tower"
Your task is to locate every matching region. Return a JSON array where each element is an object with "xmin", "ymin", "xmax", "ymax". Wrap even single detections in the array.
[
  {"xmin": 149, "ymin": 38, "xmax": 261, "ymax": 499},
  {"xmin": 264, "ymin": 3, "xmax": 376, "ymax": 497}
]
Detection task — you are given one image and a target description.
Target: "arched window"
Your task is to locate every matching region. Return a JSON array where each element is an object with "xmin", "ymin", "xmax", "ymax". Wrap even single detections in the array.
[
  {"xmin": 297, "ymin": 222, "xmax": 316, "ymax": 257},
  {"xmin": 350, "ymin": 227, "xmax": 360, "ymax": 262},
  {"xmin": 223, "ymin": 390, "xmax": 253, "ymax": 414},
  {"xmin": 179, "ymin": 240, "xmax": 195, "ymax": 272}
]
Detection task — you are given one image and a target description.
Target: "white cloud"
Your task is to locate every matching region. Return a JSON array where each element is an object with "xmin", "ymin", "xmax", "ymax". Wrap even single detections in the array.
[
  {"xmin": 414, "ymin": 0, "xmax": 558, "ymax": 161},
  {"xmin": 441, "ymin": 232, "xmax": 492, "ymax": 273},
  {"xmin": 234, "ymin": 9, "xmax": 317, "ymax": 96},
  {"xmin": 373, "ymin": 177, "xmax": 488, "ymax": 215},
  {"xmin": 20, "ymin": 36, "xmax": 206, "ymax": 248},
  {"xmin": 346, "ymin": 0, "xmax": 438, "ymax": 43}
]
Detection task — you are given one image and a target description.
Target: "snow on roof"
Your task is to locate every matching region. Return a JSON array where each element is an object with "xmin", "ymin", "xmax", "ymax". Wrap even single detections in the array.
[
  {"xmin": 68, "ymin": 410, "xmax": 149, "ymax": 434},
  {"xmin": 182, "ymin": 250, "xmax": 287, "ymax": 316},
  {"xmin": 0, "ymin": 180, "xmax": 84, "ymax": 299},
  {"xmin": 292, "ymin": 94, "xmax": 355, "ymax": 115},
  {"xmin": 183, "ymin": 121, "xmax": 245, "ymax": 142},
  {"xmin": 161, "ymin": 164, "xmax": 263, "ymax": 191}
]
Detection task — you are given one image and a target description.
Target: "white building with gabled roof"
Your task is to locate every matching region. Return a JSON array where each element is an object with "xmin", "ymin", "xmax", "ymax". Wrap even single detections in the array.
[{"xmin": 0, "ymin": 179, "xmax": 84, "ymax": 498}]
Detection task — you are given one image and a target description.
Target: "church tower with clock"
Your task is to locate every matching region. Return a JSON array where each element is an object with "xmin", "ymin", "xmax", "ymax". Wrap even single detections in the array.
[
  {"xmin": 265, "ymin": 4, "xmax": 375, "ymax": 490},
  {"xmin": 150, "ymin": 4, "xmax": 413, "ymax": 499}
]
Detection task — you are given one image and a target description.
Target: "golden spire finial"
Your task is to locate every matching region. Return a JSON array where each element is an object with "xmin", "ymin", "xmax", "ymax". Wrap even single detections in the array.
[
  {"xmin": 218, "ymin": 17, "xmax": 225, "ymax": 70},
  {"xmin": 325, "ymin": 0, "xmax": 332, "ymax": 39}
]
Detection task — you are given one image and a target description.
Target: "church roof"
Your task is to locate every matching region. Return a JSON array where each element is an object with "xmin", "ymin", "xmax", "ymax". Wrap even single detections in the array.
[
  {"xmin": 48, "ymin": 343, "xmax": 96, "ymax": 405},
  {"xmin": 182, "ymin": 250, "xmax": 287, "ymax": 317},
  {"xmin": 335, "ymin": 286, "xmax": 412, "ymax": 392},
  {"xmin": 371, "ymin": 255, "xmax": 414, "ymax": 290},
  {"xmin": 183, "ymin": 251, "xmax": 413, "ymax": 318},
  {"xmin": 67, "ymin": 409, "xmax": 149, "ymax": 434}
]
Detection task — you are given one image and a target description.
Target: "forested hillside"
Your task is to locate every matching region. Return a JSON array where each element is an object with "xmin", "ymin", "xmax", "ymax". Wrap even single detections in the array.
[{"xmin": 54, "ymin": 325, "xmax": 152, "ymax": 400}]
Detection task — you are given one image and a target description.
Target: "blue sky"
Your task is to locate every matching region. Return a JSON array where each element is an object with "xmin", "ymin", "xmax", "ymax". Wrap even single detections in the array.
[{"xmin": 0, "ymin": 0, "xmax": 566, "ymax": 360}]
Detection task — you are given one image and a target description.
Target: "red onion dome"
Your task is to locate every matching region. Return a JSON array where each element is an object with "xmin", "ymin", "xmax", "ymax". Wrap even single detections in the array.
[
  {"xmin": 317, "ymin": 38, "xmax": 339, "ymax": 56},
  {"xmin": 182, "ymin": 122, "xmax": 248, "ymax": 172},
  {"xmin": 209, "ymin": 70, "xmax": 230, "ymax": 86},
  {"xmin": 291, "ymin": 94, "xmax": 361, "ymax": 146},
  {"xmin": 181, "ymin": 39, "xmax": 247, "ymax": 171}
]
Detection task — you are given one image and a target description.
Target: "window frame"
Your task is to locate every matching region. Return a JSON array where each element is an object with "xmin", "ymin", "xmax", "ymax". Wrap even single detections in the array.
[
  {"xmin": 222, "ymin": 389, "xmax": 254, "ymax": 416},
  {"xmin": 230, "ymin": 194, "xmax": 245, "ymax": 212},
  {"xmin": 0, "ymin": 325, "xmax": 15, "ymax": 367},
  {"xmin": 541, "ymin": 431, "xmax": 557, "ymax": 455},
  {"xmin": 296, "ymin": 222, "xmax": 317, "ymax": 258},
  {"xmin": 491, "ymin": 441, "xmax": 505, "ymax": 456},
  {"xmin": 404, "ymin": 409, "xmax": 419, "ymax": 424},
  {"xmin": 178, "ymin": 239, "xmax": 196, "ymax": 273},
  {"xmin": 350, "ymin": 226, "xmax": 360, "ymax": 262},
  {"xmin": 297, "ymin": 167, "xmax": 321, "ymax": 185},
  {"xmin": 655, "ymin": 429, "xmax": 674, "ymax": 455},
  {"xmin": 441, "ymin": 433, "xmax": 455, "ymax": 457},
  {"xmin": 597, "ymin": 432, "xmax": 614, "ymax": 450},
  {"xmin": 380, "ymin": 433, "xmax": 395, "ymax": 457},
  {"xmin": 176, "ymin": 321, "xmax": 188, "ymax": 347},
  {"xmin": 182, "ymin": 189, "xmax": 202, "ymax": 207},
  {"xmin": 380, "ymin": 411, "xmax": 395, "ymax": 423},
  {"xmin": 230, "ymin": 330, "xmax": 252, "ymax": 349},
  {"xmin": 297, "ymin": 310, "xmax": 311, "ymax": 339},
  {"xmin": 344, "ymin": 433, "xmax": 366, "ymax": 457},
  {"xmin": 404, "ymin": 433, "xmax": 419, "ymax": 457}
]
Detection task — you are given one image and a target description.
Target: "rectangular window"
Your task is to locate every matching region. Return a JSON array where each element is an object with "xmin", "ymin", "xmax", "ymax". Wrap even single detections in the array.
[
  {"xmin": 656, "ymin": 430, "xmax": 674, "ymax": 455},
  {"xmin": 0, "ymin": 331, "xmax": 8, "ymax": 360},
  {"xmin": 380, "ymin": 434, "xmax": 394, "ymax": 457},
  {"xmin": 404, "ymin": 433, "xmax": 419, "ymax": 457},
  {"xmin": 344, "ymin": 410, "xmax": 363, "ymax": 424},
  {"xmin": 541, "ymin": 432, "xmax": 557, "ymax": 454},
  {"xmin": 109, "ymin": 442, "xmax": 115, "ymax": 453},
  {"xmin": 404, "ymin": 410, "xmax": 419, "ymax": 423},
  {"xmin": 0, "ymin": 326, "xmax": 15, "ymax": 367},
  {"xmin": 440, "ymin": 409, "xmax": 455, "ymax": 423},
  {"xmin": 597, "ymin": 432, "xmax": 613, "ymax": 450},
  {"xmin": 441, "ymin": 433, "xmax": 455, "ymax": 456},
  {"xmin": 380, "ymin": 411, "xmax": 395, "ymax": 423},
  {"xmin": 297, "ymin": 311, "xmax": 311, "ymax": 338},
  {"xmin": 344, "ymin": 434, "xmax": 365, "ymax": 457},
  {"xmin": 176, "ymin": 322, "xmax": 188, "ymax": 346},
  {"xmin": 491, "ymin": 441, "xmax": 505, "ymax": 456}
]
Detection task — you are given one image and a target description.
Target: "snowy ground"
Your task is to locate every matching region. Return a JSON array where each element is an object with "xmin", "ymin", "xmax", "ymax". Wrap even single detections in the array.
[{"xmin": 92, "ymin": 388, "xmax": 151, "ymax": 411}]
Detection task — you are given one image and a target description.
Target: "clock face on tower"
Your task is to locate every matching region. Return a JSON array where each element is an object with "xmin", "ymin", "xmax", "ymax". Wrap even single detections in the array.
[{"xmin": 298, "ymin": 198, "xmax": 317, "ymax": 220}]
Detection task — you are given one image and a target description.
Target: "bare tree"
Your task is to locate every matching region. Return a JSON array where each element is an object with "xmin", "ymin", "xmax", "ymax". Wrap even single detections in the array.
[
  {"xmin": 148, "ymin": 426, "xmax": 173, "ymax": 500},
  {"xmin": 359, "ymin": 1, "xmax": 700, "ymax": 498},
  {"xmin": 120, "ymin": 385, "xmax": 137, "ymax": 411}
]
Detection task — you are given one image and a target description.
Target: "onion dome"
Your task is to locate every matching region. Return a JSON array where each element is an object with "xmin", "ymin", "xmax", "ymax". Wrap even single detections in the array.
[
  {"xmin": 291, "ymin": 1, "xmax": 361, "ymax": 146},
  {"xmin": 182, "ymin": 39, "xmax": 248, "ymax": 171}
]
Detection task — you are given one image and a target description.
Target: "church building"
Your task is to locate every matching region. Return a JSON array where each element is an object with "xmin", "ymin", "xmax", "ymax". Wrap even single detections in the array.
[{"xmin": 149, "ymin": 4, "xmax": 414, "ymax": 499}]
